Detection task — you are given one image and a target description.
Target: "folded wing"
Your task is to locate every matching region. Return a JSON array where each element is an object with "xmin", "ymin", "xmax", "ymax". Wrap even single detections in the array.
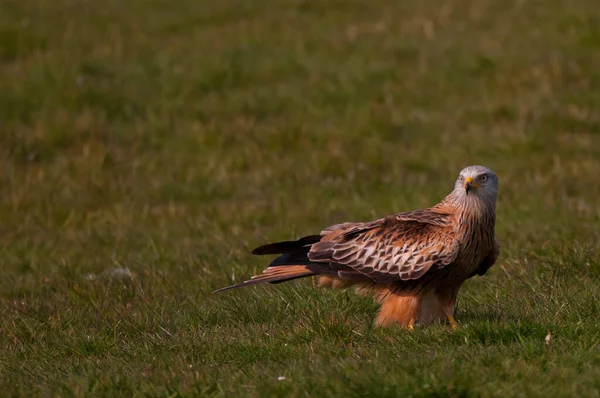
[
  {"xmin": 310, "ymin": 211, "xmax": 460, "ymax": 284},
  {"xmin": 213, "ymin": 209, "xmax": 460, "ymax": 292}
]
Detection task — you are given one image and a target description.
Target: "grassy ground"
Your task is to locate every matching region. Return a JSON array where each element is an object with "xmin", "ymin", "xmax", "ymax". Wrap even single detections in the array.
[{"xmin": 1, "ymin": 0, "xmax": 600, "ymax": 396}]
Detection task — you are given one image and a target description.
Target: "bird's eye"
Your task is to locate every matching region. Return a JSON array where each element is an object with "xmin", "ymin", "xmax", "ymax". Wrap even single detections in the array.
[{"xmin": 480, "ymin": 175, "xmax": 488, "ymax": 182}]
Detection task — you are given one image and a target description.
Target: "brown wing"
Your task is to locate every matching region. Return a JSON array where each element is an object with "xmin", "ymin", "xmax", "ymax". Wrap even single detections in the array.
[
  {"xmin": 309, "ymin": 210, "xmax": 460, "ymax": 284},
  {"xmin": 214, "ymin": 209, "xmax": 460, "ymax": 293}
]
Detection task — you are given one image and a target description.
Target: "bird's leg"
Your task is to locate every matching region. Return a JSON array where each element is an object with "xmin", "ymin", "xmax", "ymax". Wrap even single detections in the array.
[
  {"xmin": 408, "ymin": 319, "xmax": 415, "ymax": 331},
  {"xmin": 447, "ymin": 315, "xmax": 458, "ymax": 329},
  {"xmin": 436, "ymin": 289, "xmax": 459, "ymax": 329},
  {"xmin": 439, "ymin": 302, "xmax": 458, "ymax": 329}
]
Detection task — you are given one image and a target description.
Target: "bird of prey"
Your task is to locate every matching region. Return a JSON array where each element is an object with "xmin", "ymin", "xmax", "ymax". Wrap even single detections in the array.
[{"xmin": 215, "ymin": 165, "xmax": 499, "ymax": 329}]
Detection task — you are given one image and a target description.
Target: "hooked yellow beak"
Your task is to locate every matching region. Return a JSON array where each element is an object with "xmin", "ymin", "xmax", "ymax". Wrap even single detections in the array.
[{"xmin": 464, "ymin": 177, "xmax": 479, "ymax": 195}]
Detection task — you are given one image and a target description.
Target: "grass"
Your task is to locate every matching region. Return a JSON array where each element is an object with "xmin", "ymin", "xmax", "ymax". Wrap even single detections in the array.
[{"xmin": 1, "ymin": 0, "xmax": 600, "ymax": 395}]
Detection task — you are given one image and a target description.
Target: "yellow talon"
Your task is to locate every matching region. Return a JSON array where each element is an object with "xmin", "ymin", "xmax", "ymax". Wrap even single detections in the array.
[
  {"xmin": 447, "ymin": 315, "xmax": 458, "ymax": 329},
  {"xmin": 408, "ymin": 320, "xmax": 415, "ymax": 331}
]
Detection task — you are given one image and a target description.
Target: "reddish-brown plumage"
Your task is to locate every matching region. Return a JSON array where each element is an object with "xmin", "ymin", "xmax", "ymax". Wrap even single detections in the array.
[{"xmin": 214, "ymin": 165, "xmax": 500, "ymax": 328}]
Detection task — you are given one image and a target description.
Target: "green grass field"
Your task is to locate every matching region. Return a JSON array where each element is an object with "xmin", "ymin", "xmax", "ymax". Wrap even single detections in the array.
[{"xmin": 2, "ymin": 0, "xmax": 600, "ymax": 396}]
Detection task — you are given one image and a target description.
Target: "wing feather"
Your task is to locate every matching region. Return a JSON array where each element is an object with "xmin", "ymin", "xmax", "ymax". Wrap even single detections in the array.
[{"xmin": 309, "ymin": 210, "xmax": 459, "ymax": 284}]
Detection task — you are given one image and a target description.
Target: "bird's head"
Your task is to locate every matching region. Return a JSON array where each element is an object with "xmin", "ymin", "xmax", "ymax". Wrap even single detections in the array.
[{"xmin": 452, "ymin": 165, "xmax": 499, "ymax": 203}]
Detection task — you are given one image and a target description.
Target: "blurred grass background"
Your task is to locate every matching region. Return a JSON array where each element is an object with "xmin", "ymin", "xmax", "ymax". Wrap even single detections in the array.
[{"xmin": 1, "ymin": 0, "xmax": 600, "ymax": 396}]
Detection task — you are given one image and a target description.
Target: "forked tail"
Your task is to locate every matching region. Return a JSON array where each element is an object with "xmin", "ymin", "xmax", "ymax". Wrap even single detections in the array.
[
  {"xmin": 212, "ymin": 265, "xmax": 317, "ymax": 293},
  {"xmin": 212, "ymin": 235, "xmax": 323, "ymax": 293}
]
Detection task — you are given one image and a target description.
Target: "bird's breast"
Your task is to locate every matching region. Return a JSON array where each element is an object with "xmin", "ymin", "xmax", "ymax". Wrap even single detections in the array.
[{"xmin": 454, "ymin": 218, "xmax": 495, "ymax": 275}]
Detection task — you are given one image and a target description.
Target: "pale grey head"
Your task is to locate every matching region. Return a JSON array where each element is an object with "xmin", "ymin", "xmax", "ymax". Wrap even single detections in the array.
[{"xmin": 450, "ymin": 165, "xmax": 499, "ymax": 205}]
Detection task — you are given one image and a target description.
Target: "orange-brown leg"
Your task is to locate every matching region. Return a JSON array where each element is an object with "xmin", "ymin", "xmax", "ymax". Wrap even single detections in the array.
[
  {"xmin": 446, "ymin": 315, "xmax": 458, "ymax": 329},
  {"xmin": 434, "ymin": 287, "xmax": 460, "ymax": 329}
]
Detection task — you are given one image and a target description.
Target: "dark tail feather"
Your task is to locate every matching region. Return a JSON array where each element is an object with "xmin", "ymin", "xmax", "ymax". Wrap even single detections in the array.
[
  {"xmin": 214, "ymin": 235, "xmax": 324, "ymax": 293},
  {"xmin": 251, "ymin": 235, "xmax": 322, "ymax": 255},
  {"xmin": 212, "ymin": 265, "xmax": 316, "ymax": 293},
  {"xmin": 268, "ymin": 252, "xmax": 313, "ymax": 266}
]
